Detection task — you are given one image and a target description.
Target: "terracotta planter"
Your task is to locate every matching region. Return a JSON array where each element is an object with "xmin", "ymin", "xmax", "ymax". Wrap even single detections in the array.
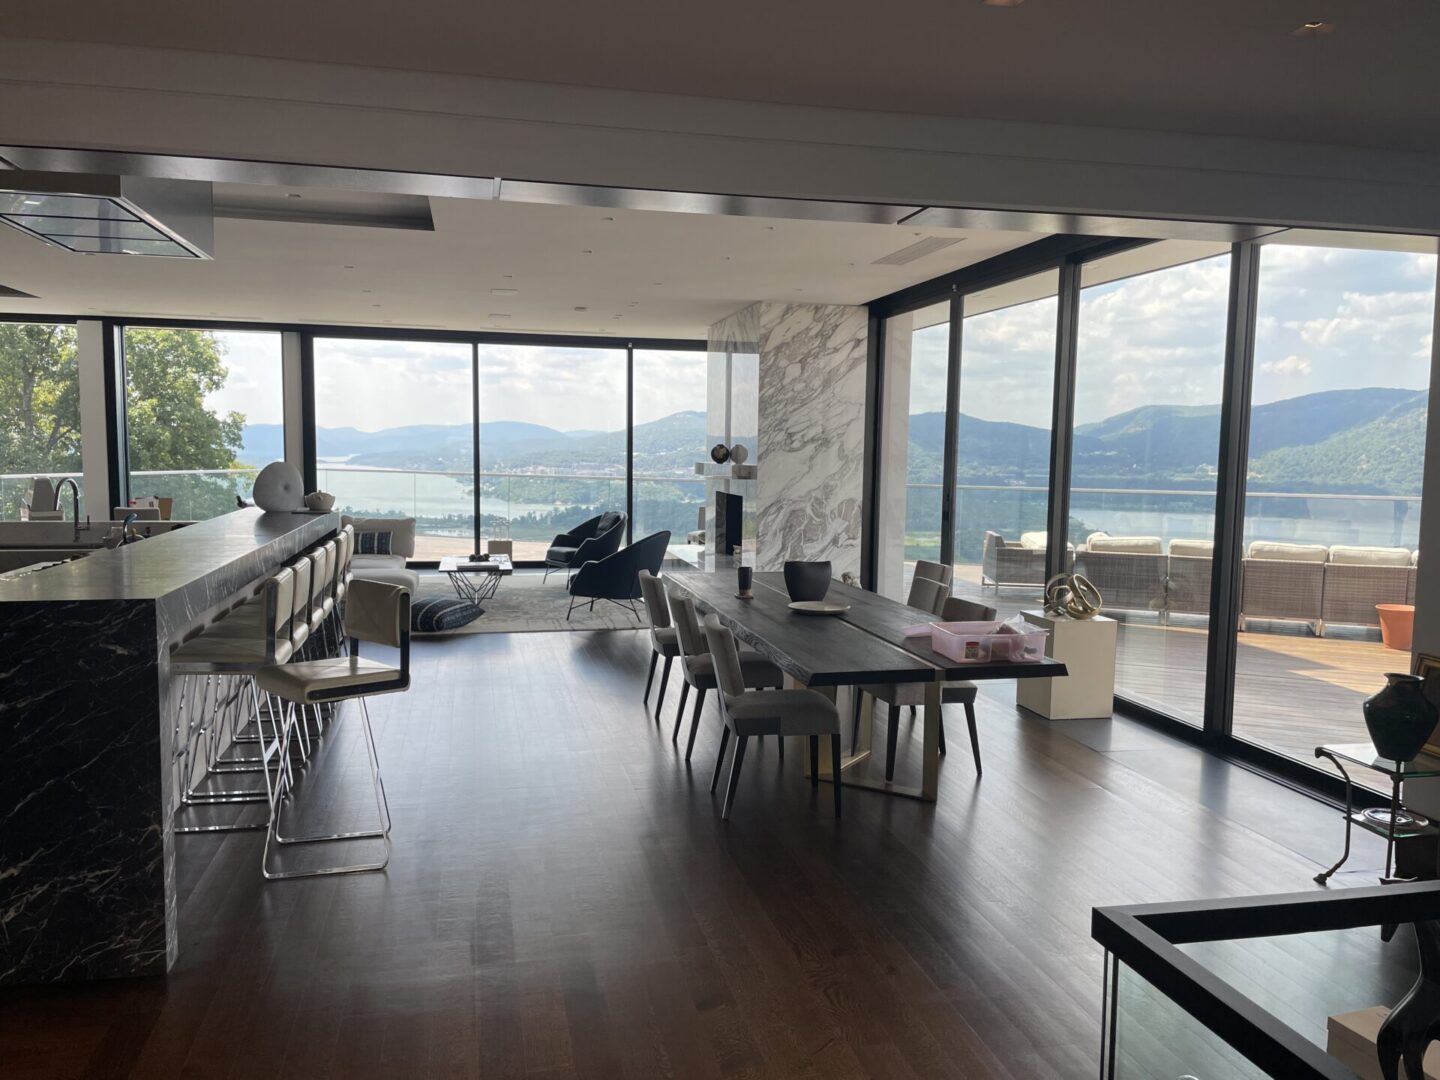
[{"xmin": 1377, "ymin": 603, "xmax": 1416, "ymax": 652}]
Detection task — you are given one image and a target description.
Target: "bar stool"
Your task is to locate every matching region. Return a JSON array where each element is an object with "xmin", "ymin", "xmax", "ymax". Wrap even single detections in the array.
[
  {"xmin": 254, "ymin": 578, "xmax": 411, "ymax": 879},
  {"xmin": 171, "ymin": 568, "xmax": 297, "ymax": 832},
  {"xmin": 702, "ymin": 614, "xmax": 842, "ymax": 820},
  {"xmin": 638, "ymin": 570, "xmax": 680, "ymax": 714},
  {"xmin": 665, "ymin": 590, "xmax": 783, "ymax": 762}
]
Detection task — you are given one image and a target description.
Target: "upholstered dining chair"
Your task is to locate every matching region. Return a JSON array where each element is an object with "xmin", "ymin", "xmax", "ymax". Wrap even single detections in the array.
[
  {"xmin": 855, "ymin": 593, "xmax": 996, "ymax": 780},
  {"xmin": 665, "ymin": 589, "xmax": 783, "ymax": 762},
  {"xmin": 702, "ymin": 614, "xmax": 842, "ymax": 821},
  {"xmin": 638, "ymin": 570, "xmax": 681, "ymax": 714},
  {"xmin": 908, "ymin": 558, "xmax": 953, "ymax": 614}
]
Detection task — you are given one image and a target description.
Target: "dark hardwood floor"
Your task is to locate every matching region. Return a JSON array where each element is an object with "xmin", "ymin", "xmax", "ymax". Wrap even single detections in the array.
[{"xmin": 0, "ymin": 628, "xmax": 1392, "ymax": 1079}]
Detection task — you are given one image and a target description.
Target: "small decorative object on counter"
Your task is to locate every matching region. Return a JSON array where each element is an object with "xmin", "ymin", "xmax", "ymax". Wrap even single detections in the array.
[
  {"xmin": 729, "ymin": 443, "xmax": 749, "ymax": 465},
  {"xmin": 303, "ymin": 490, "xmax": 336, "ymax": 512},
  {"xmin": 783, "ymin": 560, "xmax": 831, "ymax": 603},
  {"xmin": 251, "ymin": 461, "xmax": 306, "ymax": 512},
  {"xmin": 710, "ymin": 443, "xmax": 731, "ymax": 464},
  {"xmin": 1044, "ymin": 572, "xmax": 1103, "ymax": 620},
  {"xmin": 1363, "ymin": 672, "xmax": 1438, "ymax": 762}
]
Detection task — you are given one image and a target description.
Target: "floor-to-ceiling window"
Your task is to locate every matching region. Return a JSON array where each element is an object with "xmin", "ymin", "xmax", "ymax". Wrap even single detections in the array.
[
  {"xmin": 1231, "ymin": 240, "xmax": 1437, "ymax": 762},
  {"xmin": 476, "ymin": 343, "xmax": 627, "ymax": 560},
  {"xmin": 312, "ymin": 336, "xmax": 474, "ymax": 557},
  {"xmin": 954, "ymin": 271, "xmax": 1059, "ymax": 617},
  {"xmin": 124, "ymin": 327, "xmax": 284, "ymax": 521},
  {"xmin": 1070, "ymin": 246, "xmax": 1232, "ymax": 725},
  {"xmin": 0, "ymin": 320, "xmax": 83, "ymax": 518},
  {"xmin": 631, "ymin": 347, "xmax": 707, "ymax": 554}
]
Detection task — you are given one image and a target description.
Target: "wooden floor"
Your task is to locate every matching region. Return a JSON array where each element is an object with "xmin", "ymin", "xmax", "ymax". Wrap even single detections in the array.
[{"xmin": 0, "ymin": 628, "xmax": 1397, "ymax": 1079}]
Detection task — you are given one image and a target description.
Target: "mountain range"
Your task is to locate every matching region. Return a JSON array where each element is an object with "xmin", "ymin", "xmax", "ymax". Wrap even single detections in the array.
[{"xmin": 238, "ymin": 389, "xmax": 1426, "ymax": 496}]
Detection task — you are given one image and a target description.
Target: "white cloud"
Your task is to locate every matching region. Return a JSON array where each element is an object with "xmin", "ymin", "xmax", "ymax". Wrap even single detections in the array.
[{"xmin": 1259, "ymin": 355, "xmax": 1312, "ymax": 376}]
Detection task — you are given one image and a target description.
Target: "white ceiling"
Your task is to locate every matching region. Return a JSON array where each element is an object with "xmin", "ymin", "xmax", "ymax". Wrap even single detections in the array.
[
  {"xmin": 0, "ymin": 185, "xmax": 1044, "ymax": 336},
  {"xmin": 0, "ymin": 0, "xmax": 1437, "ymax": 153}
]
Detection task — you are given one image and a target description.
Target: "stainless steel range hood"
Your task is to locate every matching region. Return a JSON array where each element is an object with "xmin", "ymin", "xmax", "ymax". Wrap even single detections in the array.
[{"xmin": 0, "ymin": 170, "xmax": 214, "ymax": 258}]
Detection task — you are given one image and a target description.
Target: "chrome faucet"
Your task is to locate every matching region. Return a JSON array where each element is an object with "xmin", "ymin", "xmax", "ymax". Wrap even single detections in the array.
[{"xmin": 56, "ymin": 477, "xmax": 88, "ymax": 542}]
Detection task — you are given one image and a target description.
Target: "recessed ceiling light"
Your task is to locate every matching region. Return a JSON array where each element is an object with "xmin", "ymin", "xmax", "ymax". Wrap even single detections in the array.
[
  {"xmin": 653, "ymin": 282, "xmax": 664, "ymax": 286},
  {"xmin": 581, "ymin": 249, "xmax": 593, "ymax": 254},
  {"xmin": 573, "ymin": 305, "xmax": 588, "ymax": 312},
  {"xmin": 982, "ymin": 0, "xmax": 1025, "ymax": 6},
  {"xmin": 490, "ymin": 287, "xmax": 518, "ymax": 297},
  {"xmin": 370, "ymin": 303, "xmax": 380, "ymax": 308},
  {"xmin": 502, "ymin": 274, "xmax": 513, "ymax": 279},
  {"xmin": 362, "ymin": 289, "xmax": 372, "ymax": 294},
  {"xmin": 488, "ymin": 312, "xmax": 511, "ymax": 319},
  {"xmin": 288, "ymin": 193, "xmax": 303, "ymax": 199},
  {"xmin": 601, "ymin": 216, "xmax": 614, "ymax": 221},
  {"xmin": 1292, "ymin": 19, "xmax": 1334, "ymax": 36},
  {"xmin": 343, "ymin": 264, "xmax": 355, "ymax": 270},
  {"xmin": 612, "ymin": 314, "xmax": 622, "ymax": 320}
]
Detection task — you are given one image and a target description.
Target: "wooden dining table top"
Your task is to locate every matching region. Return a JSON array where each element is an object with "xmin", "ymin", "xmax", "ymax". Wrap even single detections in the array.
[{"xmin": 666, "ymin": 570, "xmax": 1068, "ymax": 688}]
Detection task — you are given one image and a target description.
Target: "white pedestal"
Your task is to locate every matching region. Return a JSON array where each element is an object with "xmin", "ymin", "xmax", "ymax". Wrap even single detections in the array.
[{"xmin": 1014, "ymin": 610, "xmax": 1117, "ymax": 720}]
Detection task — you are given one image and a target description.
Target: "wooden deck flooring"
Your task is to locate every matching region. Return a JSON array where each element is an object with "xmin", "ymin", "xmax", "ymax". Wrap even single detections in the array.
[{"xmin": 0, "ymin": 627, "xmax": 1402, "ymax": 1079}]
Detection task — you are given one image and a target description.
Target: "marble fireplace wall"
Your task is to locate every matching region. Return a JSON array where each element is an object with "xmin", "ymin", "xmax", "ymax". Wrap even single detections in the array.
[{"xmin": 709, "ymin": 302, "xmax": 868, "ymax": 578}]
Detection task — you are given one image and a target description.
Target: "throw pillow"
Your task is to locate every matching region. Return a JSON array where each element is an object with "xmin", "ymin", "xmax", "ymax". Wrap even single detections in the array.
[{"xmin": 356, "ymin": 530, "xmax": 394, "ymax": 556}]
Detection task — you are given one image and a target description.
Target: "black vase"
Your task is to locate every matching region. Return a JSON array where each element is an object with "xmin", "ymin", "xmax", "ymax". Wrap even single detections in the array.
[
  {"xmin": 1364, "ymin": 673, "xmax": 1438, "ymax": 763},
  {"xmin": 783, "ymin": 560, "xmax": 831, "ymax": 603}
]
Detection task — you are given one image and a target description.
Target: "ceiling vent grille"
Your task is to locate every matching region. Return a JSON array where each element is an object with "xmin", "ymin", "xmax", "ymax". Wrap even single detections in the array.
[{"xmin": 872, "ymin": 236, "xmax": 962, "ymax": 266}]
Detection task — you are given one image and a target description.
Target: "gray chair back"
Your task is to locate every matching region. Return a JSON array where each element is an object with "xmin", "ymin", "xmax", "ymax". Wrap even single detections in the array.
[
  {"xmin": 702, "ymin": 614, "xmax": 747, "ymax": 700},
  {"xmin": 913, "ymin": 559, "xmax": 953, "ymax": 587},
  {"xmin": 907, "ymin": 575, "xmax": 947, "ymax": 614},
  {"xmin": 638, "ymin": 570, "xmax": 670, "ymax": 629},
  {"xmin": 941, "ymin": 595, "xmax": 997, "ymax": 622},
  {"xmin": 666, "ymin": 591, "xmax": 708, "ymax": 659}
]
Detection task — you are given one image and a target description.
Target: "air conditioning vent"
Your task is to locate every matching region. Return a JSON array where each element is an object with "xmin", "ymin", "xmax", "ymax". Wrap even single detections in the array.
[
  {"xmin": 0, "ymin": 171, "xmax": 213, "ymax": 258},
  {"xmin": 872, "ymin": 236, "xmax": 962, "ymax": 266}
]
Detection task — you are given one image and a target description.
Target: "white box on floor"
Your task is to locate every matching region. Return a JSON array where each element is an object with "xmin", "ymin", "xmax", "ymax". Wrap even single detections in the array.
[
  {"xmin": 1014, "ymin": 610, "xmax": 1117, "ymax": 720},
  {"xmin": 1329, "ymin": 1007, "xmax": 1440, "ymax": 1080}
]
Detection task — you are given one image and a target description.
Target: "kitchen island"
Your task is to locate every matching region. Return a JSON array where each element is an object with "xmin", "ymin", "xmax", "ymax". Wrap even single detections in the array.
[{"xmin": 0, "ymin": 508, "xmax": 338, "ymax": 985}]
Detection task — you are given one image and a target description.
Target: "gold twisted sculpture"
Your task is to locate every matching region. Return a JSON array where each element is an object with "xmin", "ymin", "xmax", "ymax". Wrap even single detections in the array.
[{"xmin": 1044, "ymin": 572, "xmax": 1103, "ymax": 620}]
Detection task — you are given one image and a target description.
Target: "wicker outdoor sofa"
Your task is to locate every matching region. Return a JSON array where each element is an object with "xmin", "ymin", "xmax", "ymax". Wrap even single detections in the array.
[{"xmin": 981, "ymin": 529, "xmax": 1417, "ymax": 636}]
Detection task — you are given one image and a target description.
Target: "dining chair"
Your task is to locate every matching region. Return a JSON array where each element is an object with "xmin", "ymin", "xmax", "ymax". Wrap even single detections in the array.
[
  {"xmin": 856, "ymin": 594, "xmax": 996, "ymax": 780},
  {"xmin": 665, "ymin": 589, "xmax": 783, "ymax": 762},
  {"xmin": 909, "ymin": 559, "xmax": 953, "ymax": 614},
  {"xmin": 913, "ymin": 559, "xmax": 953, "ymax": 587},
  {"xmin": 702, "ymin": 614, "xmax": 842, "ymax": 821},
  {"xmin": 638, "ymin": 570, "xmax": 681, "ymax": 714}
]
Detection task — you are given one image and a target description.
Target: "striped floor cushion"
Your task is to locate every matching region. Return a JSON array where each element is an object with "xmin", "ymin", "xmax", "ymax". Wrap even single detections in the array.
[{"xmin": 410, "ymin": 596, "xmax": 483, "ymax": 634}]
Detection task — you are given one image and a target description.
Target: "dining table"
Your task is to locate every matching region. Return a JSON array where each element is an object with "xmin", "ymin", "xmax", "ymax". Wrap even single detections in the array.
[{"xmin": 666, "ymin": 570, "xmax": 1069, "ymax": 802}]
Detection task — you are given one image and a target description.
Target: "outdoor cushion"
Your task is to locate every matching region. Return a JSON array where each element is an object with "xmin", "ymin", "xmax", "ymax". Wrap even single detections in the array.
[
  {"xmin": 1019, "ymin": 531, "xmax": 1049, "ymax": 550},
  {"xmin": 1327, "ymin": 545, "xmax": 1412, "ymax": 567},
  {"xmin": 409, "ymin": 596, "xmax": 483, "ymax": 634},
  {"xmin": 1086, "ymin": 534, "xmax": 1163, "ymax": 555},
  {"xmin": 1247, "ymin": 541, "xmax": 1329, "ymax": 563},
  {"xmin": 1169, "ymin": 539, "xmax": 1214, "ymax": 557}
]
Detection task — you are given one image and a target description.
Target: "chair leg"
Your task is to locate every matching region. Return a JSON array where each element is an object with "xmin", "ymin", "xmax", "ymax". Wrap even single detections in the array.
[
  {"xmin": 721, "ymin": 735, "xmax": 748, "ymax": 819},
  {"xmin": 850, "ymin": 693, "xmax": 863, "ymax": 754},
  {"xmin": 965, "ymin": 701, "xmax": 982, "ymax": 777},
  {"xmin": 685, "ymin": 687, "xmax": 707, "ymax": 763},
  {"xmin": 673, "ymin": 682, "xmax": 690, "ymax": 742},
  {"xmin": 656, "ymin": 655, "xmax": 673, "ymax": 715},
  {"xmin": 777, "ymin": 733, "xmax": 784, "ymax": 762},
  {"xmin": 643, "ymin": 650, "xmax": 659, "ymax": 705},
  {"xmin": 831, "ymin": 735, "xmax": 843, "ymax": 819},
  {"xmin": 938, "ymin": 710, "xmax": 947, "ymax": 756},
  {"xmin": 809, "ymin": 735, "xmax": 819, "ymax": 787},
  {"xmin": 710, "ymin": 727, "xmax": 731, "ymax": 793},
  {"xmin": 885, "ymin": 703, "xmax": 901, "ymax": 782}
]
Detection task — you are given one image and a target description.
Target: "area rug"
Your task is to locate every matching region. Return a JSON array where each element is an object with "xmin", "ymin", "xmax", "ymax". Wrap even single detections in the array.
[{"xmin": 411, "ymin": 569, "xmax": 648, "ymax": 634}]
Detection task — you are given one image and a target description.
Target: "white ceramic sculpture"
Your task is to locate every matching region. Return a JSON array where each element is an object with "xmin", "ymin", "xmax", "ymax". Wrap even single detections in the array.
[{"xmin": 251, "ymin": 461, "xmax": 306, "ymax": 512}]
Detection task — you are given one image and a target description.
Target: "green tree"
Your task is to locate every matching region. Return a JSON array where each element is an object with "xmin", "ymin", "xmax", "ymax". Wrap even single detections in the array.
[
  {"xmin": 123, "ymin": 329, "xmax": 249, "ymax": 520},
  {"xmin": 0, "ymin": 324, "xmax": 251, "ymax": 520}
]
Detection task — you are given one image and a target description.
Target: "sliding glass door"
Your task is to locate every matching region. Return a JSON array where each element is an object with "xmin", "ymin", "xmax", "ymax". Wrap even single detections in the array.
[
  {"xmin": 1069, "ymin": 247, "xmax": 1231, "ymax": 725},
  {"xmin": 312, "ymin": 336, "xmax": 475, "ymax": 557},
  {"xmin": 954, "ymin": 271, "xmax": 1059, "ymax": 618},
  {"xmin": 1230, "ymin": 241, "xmax": 1436, "ymax": 763},
  {"xmin": 124, "ymin": 327, "xmax": 284, "ymax": 521}
]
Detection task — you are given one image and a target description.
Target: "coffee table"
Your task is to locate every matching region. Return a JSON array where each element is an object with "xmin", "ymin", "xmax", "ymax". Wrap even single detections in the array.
[{"xmin": 439, "ymin": 555, "xmax": 512, "ymax": 604}]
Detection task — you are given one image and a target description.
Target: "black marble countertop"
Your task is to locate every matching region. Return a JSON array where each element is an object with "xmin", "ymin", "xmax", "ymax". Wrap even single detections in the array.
[{"xmin": 0, "ymin": 508, "xmax": 339, "ymax": 603}]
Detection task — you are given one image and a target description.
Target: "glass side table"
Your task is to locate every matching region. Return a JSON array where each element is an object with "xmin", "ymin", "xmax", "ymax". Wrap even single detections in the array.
[{"xmin": 1314, "ymin": 742, "xmax": 1440, "ymax": 885}]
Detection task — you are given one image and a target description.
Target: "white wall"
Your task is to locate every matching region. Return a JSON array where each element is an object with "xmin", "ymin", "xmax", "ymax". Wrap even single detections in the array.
[{"xmin": 4, "ymin": 39, "xmax": 1440, "ymax": 236}]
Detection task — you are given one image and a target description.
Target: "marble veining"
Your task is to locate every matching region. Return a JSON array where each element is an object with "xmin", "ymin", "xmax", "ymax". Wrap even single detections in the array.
[
  {"xmin": 750, "ymin": 302, "xmax": 868, "ymax": 578},
  {"xmin": 0, "ymin": 509, "xmax": 337, "ymax": 985}
]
